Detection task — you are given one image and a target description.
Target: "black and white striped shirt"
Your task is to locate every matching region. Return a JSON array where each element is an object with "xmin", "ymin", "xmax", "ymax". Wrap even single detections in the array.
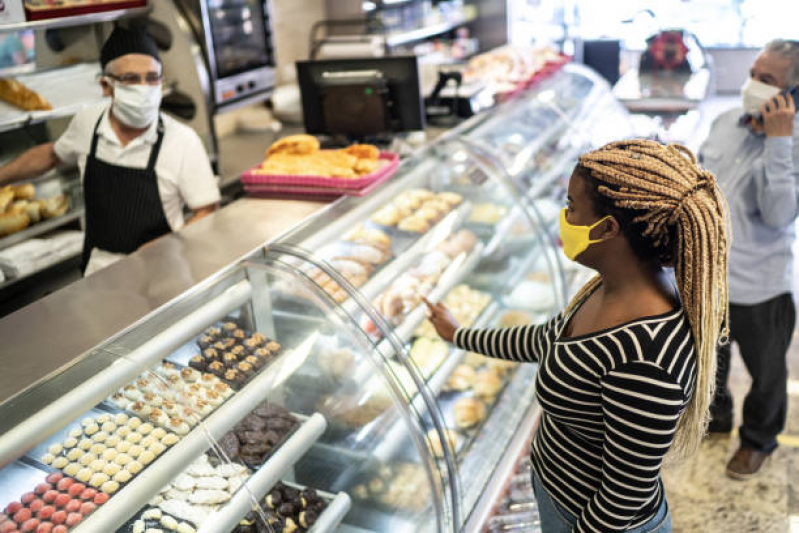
[{"xmin": 454, "ymin": 302, "xmax": 695, "ymax": 532}]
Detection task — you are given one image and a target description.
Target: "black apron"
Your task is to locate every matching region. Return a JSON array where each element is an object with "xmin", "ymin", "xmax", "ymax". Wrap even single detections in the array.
[{"xmin": 81, "ymin": 113, "xmax": 171, "ymax": 272}]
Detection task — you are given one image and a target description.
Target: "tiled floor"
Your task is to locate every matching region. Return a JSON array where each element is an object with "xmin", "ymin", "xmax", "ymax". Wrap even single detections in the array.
[{"xmin": 662, "ymin": 254, "xmax": 799, "ymax": 533}]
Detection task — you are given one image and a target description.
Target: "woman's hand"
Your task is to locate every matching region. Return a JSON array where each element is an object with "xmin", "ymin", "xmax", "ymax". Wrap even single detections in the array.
[{"xmin": 423, "ymin": 297, "xmax": 460, "ymax": 343}]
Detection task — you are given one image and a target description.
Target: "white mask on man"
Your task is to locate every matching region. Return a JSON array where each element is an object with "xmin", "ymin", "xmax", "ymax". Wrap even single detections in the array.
[
  {"xmin": 111, "ymin": 82, "xmax": 162, "ymax": 129},
  {"xmin": 741, "ymin": 77, "xmax": 780, "ymax": 117}
]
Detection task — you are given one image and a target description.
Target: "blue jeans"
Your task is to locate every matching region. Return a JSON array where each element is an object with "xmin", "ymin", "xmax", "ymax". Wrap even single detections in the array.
[{"xmin": 531, "ymin": 469, "xmax": 671, "ymax": 532}]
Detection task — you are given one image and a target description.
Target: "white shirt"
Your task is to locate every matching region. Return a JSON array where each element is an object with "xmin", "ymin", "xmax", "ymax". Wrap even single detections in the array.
[{"xmin": 54, "ymin": 103, "xmax": 221, "ymax": 232}]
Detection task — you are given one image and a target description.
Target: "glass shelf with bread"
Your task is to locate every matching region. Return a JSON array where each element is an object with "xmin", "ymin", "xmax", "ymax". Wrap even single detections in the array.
[
  {"xmin": 272, "ymin": 135, "xmax": 567, "ymax": 529},
  {"xmin": 0, "ymin": 256, "xmax": 459, "ymax": 533}
]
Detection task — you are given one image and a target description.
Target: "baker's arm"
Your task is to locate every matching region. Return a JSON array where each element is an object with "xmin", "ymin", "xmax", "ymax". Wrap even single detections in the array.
[
  {"xmin": 0, "ymin": 143, "xmax": 61, "ymax": 186},
  {"xmin": 187, "ymin": 203, "xmax": 218, "ymax": 224}
]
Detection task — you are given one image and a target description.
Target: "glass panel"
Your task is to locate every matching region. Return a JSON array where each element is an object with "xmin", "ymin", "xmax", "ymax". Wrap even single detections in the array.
[
  {"xmin": 0, "ymin": 259, "xmax": 445, "ymax": 532},
  {"xmin": 206, "ymin": 0, "xmax": 274, "ymax": 79}
]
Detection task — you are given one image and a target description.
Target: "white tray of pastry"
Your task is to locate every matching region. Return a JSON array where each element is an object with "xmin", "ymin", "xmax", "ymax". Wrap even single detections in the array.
[
  {"xmin": 0, "ymin": 63, "xmax": 107, "ymax": 133},
  {"xmin": 69, "ymin": 348, "xmax": 327, "ymax": 533}
]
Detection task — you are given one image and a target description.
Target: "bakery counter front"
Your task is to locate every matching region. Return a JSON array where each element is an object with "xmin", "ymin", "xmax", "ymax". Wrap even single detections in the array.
[{"xmin": 0, "ymin": 250, "xmax": 459, "ymax": 533}]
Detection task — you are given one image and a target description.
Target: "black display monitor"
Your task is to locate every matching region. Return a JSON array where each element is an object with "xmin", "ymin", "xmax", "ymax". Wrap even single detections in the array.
[{"xmin": 296, "ymin": 56, "xmax": 425, "ymax": 139}]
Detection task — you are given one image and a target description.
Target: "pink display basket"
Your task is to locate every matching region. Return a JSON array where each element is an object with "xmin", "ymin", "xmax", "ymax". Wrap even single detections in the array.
[{"xmin": 241, "ymin": 151, "xmax": 399, "ymax": 194}]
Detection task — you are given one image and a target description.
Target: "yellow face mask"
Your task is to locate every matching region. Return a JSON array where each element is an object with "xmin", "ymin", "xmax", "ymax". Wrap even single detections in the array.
[{"xmin": 559, "ymin": 209, "xmax": 611, "ymax": 261}]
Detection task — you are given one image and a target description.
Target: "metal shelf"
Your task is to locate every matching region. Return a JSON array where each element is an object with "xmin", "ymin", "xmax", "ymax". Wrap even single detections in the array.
[
  {"xmin": 385, "ymin": 13, "xmax": 477, "ymax": 47},
  {"xmin": 0, "ymin": 208, "xmax": 83, "ymax": 252},
  {"xmin": 73, "ymin": 351, "xmax": 321, "ymax": 532},
  {"xmin": 0, "ymin": 6, "xmax": 152, "ymax": 33},
  {"xmin": 198, "ymin": 413, "xmax": 329, "ymax": 533},
  {"xmin": 0, "ymin": 63, "xmax": 107, "ymax": 134}
]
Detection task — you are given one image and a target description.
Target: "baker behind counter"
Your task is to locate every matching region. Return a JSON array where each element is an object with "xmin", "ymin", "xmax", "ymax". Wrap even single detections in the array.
[{"xmin": 0, "ymin": 27, "xmax": 220, "ymax": 276}]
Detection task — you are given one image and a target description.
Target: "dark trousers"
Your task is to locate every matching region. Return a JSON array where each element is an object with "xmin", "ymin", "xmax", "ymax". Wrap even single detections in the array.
[{"xmin": 710, "ymin": 293, "xmax": 795, "ymax": 452}]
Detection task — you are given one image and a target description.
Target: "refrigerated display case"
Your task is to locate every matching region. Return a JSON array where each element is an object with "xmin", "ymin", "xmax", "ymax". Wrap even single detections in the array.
[{"xmin": 0, "ymin": 64, "xmax": 628, "ymax": 532}]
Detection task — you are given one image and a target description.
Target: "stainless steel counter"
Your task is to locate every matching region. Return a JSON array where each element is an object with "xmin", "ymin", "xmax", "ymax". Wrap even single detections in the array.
[{"xmin": 0, "ymin": 197, "xmax": 329, "ymax": 409}]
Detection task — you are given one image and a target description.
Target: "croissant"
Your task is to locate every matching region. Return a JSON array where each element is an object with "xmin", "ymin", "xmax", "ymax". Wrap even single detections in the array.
[{"xmin": 0, "ymin": 78, "xmax": 52, "ymax": 111}]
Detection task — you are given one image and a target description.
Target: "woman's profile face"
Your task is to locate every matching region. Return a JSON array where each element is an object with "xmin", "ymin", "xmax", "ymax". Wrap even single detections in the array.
[{"xmin": 565, "ymin": 170, "xmax": 602, "ymax": 229}]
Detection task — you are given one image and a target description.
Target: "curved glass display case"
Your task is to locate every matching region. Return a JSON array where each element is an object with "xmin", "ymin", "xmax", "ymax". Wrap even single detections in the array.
[
  {"xmin": 275, "ymin": 135, "xmax": 567, "ymax": 529},
  {"xmin": 0, "ymin": 256, "xmax": 455, "ymax": 533},
  {"xmin": 0, "ymin": 63, "xmax": 629, "ymax": 533}
]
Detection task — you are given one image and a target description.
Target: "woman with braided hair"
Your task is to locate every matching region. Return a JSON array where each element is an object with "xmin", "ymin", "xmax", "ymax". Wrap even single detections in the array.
[{"xmin": 425, "ymin": 139, "xmax": 729, "ymax": 532}]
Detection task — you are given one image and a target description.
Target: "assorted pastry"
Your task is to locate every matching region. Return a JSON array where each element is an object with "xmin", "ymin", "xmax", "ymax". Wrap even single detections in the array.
[
  {"xmin": 214, "ymin": 402, "xmax": 299, "ymax": 470},
  {"xmin": 108, "ymin": 363, "xmax": 234, "ymax": 431},
  {"xmin": 415, "ymin": 284, "xmax": 491, "ymax": 338},
  {"xmin": 306, "ymin": 237, "xmax": 392, "ymax": 304},
  {"xmin": 453, "ymin": 397, "xmax": 487, "ymax": 429},
  {"xmin": 190, "ymin": 323, "xmax": 282, "ymax": 390},
  {"xmin": 468, "ymin": 203, "xmax": 508, "ymax": 225},
  {"xmin": 498, "ymin": 310, "xmax": 534, "ymax": 327},
  {"xmin": 1, "ymin": 472, "xmax": 109, "ymax": 533},
  {"xmin": 0, "ymin": 184, "xmax": 69, "ymax": 238},
  {"xmin": 426, "ymin": 428, "xmax": 460, "ymax": 459},
  {"xmin": 371, "ymin": 231, "xmax": 478, "ymax": 326},
  {"xmin": 409, "ymin": 337, "xmax": 450, "ymax": 378},
  {"xmin": 233, "ymin": 482, "xmax": 328, "ymax": 533},
  {"xmin": 370, "ymin": 189, "xmax": 463, "ymax": 233},
  {"xmin": 125, "ymin": 507, "xmax": 196, "ymax": 533},
  {"xmin": 39, "ymin": 413, "xmax": 179, "ymax": 495},
  {"xmin": 255, "ymin": 135, "xmax": 384, "ymax": 178},
  {"xmin": 349, "ymin": 462, "xmax": 431, "ymax": 513},
  {"xmin": 150, "ymin": 454, "xmax": 250, "ymax": 525}
]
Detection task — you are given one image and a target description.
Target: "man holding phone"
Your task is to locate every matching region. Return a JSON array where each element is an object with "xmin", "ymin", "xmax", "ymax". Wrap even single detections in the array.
[{"xmin": 699, "ymin": 39, "xmax": 799, "ymax": 479}]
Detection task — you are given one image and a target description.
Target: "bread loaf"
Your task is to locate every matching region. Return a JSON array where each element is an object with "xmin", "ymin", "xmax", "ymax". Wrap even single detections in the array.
[{"xmin": 0, "ymin": 78, "xmax": 52, "ymax": 111}]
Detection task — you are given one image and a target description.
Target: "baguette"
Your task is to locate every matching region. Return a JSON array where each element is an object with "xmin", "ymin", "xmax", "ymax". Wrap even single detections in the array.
[{"xmin": 0, "ymin": 78, "xmax": 52, "ymax": 111}]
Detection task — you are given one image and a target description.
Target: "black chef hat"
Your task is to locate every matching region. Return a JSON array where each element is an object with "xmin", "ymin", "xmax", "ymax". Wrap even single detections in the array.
[{"xmin": 100, "ymin": 26, "xmax": 160, "ymax": 71}]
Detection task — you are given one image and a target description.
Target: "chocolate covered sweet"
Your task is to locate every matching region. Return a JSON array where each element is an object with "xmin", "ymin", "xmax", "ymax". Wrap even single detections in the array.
[{"xmin": 215, "ymin": 403, "xmax": 298, "ymax": 468}]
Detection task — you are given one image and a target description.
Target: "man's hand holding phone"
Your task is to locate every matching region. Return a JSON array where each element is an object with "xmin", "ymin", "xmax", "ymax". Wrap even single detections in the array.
[{"xmin": 760, "ymin": 89, "xmax": 796, "ymax": 138}]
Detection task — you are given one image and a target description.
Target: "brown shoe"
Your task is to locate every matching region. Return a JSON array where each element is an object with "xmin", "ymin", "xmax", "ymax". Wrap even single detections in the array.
[{"xmin": 725, "ymin": 447, "xmax": 770, "ymax": 480}]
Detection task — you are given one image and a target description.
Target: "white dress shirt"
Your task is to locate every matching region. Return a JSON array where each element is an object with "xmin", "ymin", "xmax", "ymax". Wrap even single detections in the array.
[{"xmin": 54, "ymin": 103, "xmax": 221, "ymax": 232}]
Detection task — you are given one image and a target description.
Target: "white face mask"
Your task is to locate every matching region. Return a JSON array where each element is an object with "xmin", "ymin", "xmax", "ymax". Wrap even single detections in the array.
[
  {"xmin": 741, "ymin": 77, "xmax": 780, "ymax": 117},
  {"xmin": 110, "ymin": 82, "xmax": 162, "ymax": 129}
]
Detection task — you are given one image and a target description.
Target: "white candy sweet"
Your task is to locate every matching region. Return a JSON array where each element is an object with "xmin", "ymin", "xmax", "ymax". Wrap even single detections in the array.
[
  {"xmin": 176, "ymin": 523, "xmax": 196, "ymax": 533},
  {"xmin": 127, "ymin": 460, "xmax": 144, "ymax": 475},
  {"xmin": 115, "ymin": 413, "xmax": 130, "ymax": 425},
  {"xmin": 139, "ymin": 450, "xmax": 156, "ymax": 465},
  {"xmin": 97, "ymin": 414, "xmax": 111, "ymax": 425},
  {"xmin": 52, "ymin": 457, "xmax": 69, "ymax": 469},
  {"xmin": 63, "ymin": 437, "xmax": 78, "ymax": 449},
  {"xmin": 101, "ymin": 422, "xmax": 117, "ymax": 434},
  {"xmin": 142, "ymin": 509, "xmax": 162, "ymax": 520},
  {"xmin": 195, "ymin": 476, "xmax": 228, "ymax": 491},
  {"xmin": 160, "ymin": 516, "xmax": 179, "ymax": 530},
  {"xmin": 48, "ymin": 443, "xmax": 63, "ymax": 455},
  {"xmin": 68, "ymin": 428, "xmax": 83, "ymax": 439},
  {"xmin": 173, "ymin": 474, "xmax": 195, "ymax": 492},
  {"xmin": 132, "ymin": 520, "xmax": 145, "ymax": 533},
  {"xmin": 101, "ymin": 480, "xmax": 120, "ymax": 494},
  {"xmin": 189, "ymin": 489, "xmax": 230, "ymax": 505},
  {"xmin": 41, "ymin": 453, "xmax": 55, "ymax": 465},
  {"xmin": 67, "ymin": 448, "xmax": 83, "ymax": 461},
  {"xmin": 113, "ymin": 470, "xmax": 133, "ymax": 483}
]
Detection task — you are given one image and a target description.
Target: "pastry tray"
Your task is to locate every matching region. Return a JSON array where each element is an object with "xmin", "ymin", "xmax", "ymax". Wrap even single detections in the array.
[
  {"xmin": 0, "ymin": 459, "xmax": 48, "ymax": 513},
  {"xmin": 24, "ymin": 1, "xmax": 146, "ymax": 20},
  {"xmin": 241, "ymin": 152, "xmax": 399, "ymax": 189}
]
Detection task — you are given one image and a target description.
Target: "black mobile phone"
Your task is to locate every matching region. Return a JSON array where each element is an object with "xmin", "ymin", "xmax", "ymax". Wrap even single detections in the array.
[{"xmin": 749, "ymin": 86, "xmax": 798, "ymax": 125}]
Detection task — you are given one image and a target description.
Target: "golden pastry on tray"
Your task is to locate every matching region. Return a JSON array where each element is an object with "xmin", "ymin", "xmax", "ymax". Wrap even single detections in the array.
[
  {"xmin": 454, "ymin": 397, "xmax": 486, "ymax": 429},
  {"xmin": 257, "ymin": 136, "xmax": 383, "ymax": 179}
]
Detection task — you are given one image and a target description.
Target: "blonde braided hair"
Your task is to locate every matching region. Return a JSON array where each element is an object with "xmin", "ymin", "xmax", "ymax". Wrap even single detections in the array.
[{"xmin": 566, "ymin": 139, "xmax": 730, "ymax": 457}]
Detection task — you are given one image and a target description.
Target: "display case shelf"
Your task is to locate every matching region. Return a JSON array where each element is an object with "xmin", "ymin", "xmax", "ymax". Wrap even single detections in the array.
[
  {"xmin": 385, "ymin": 12, "xmax": 477, "ymax": 47},
  {"xmin": 0, "ymin": 63, "xmax": 107, "ymax": 134},
  {"xmin": 75, "ymin": 382, "xmax": 324, "ymax": 532},
  {"xmin": 197, "ymin": 413, "xmax": 328, "ymax": 533},
  {"xmin": 0, "ymin": 207, "xmax": 83, "ymax": 252},
  {"xmin": 0, "ymin": 6, "xmax": 152, "ymax": 33}
]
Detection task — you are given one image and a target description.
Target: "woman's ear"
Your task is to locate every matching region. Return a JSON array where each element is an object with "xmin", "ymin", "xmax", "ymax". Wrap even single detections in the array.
[{"xmin": 597, "ymin": 216, "xmax": 621, "ymax": 240}]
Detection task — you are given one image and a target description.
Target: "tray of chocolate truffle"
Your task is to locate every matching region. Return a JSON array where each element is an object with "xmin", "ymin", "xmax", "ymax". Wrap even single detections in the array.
[
  {"xmin": 181, "ymin": 322, "xmax": 284, "ymax": 391},
  {"xmin": 27, "ymin": 408, "xmax": 181, "ymax": 497},
  {"xmin": 1, "ymin": 466, "xmax": 110, "ymax": 533},
  {"xmin": 232, "ymin": 481, "xmax": 350, "ymax": 533}
]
